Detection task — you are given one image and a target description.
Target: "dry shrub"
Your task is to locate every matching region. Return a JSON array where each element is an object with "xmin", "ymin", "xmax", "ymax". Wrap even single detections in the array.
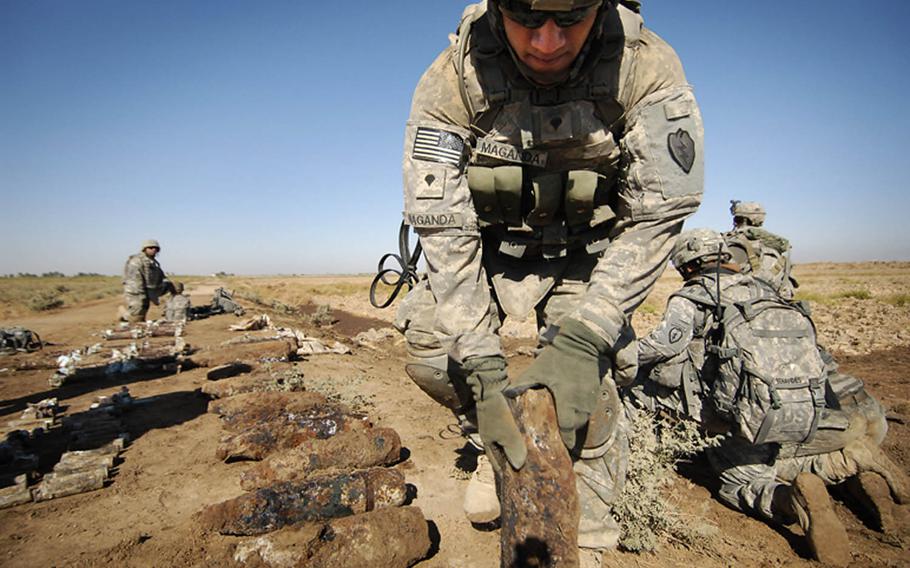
[
  {"xmin": 263, "ymin": 366, "xmax": 306, "ymax": 392},
  {"xmin": 835, "ymin": 289, "xmax": 872, "ymax": 300},
  {"xmin": 306, "ymin": 304, "xmax": 337, "ymax": 327},
  {"xmin": 615, "ymin": 410, "xmax": 719, "ymax": 553},
  {"xmin": 883, "ymin": 293, "xmax": 909, "ymax": 307},
  {"xmin": 27, "ymin": 290, "xmax": 65, "ymax": 311}
]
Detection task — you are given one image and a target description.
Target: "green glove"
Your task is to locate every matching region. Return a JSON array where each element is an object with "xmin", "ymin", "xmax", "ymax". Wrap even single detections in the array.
[
  {"xmin": 504, "ymin": 318, "xmax": 607, "ymax": 450},
  {"xmin": 463, "ymin": 355, "xmax": 527, "ymax": 470}
]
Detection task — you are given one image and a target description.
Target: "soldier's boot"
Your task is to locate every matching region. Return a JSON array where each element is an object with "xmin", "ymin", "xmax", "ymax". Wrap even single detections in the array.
[
  {"xmin": 790, "ymin": 473, "xmax": 851, "ymax": 567},
  {"xmin": 463, "ymin": 453, "xmax": 500, "ymax": 524},
  {"xmin": 843, "ymin": 472, "xmax": 897, "ymax": 534},
  {"xmin": 845, "ymin": 442, "xmax": 910, "ymax": 505},
  {"xmin": 576, "ymin": 497, "xmax": 620, "ymax": 550}
]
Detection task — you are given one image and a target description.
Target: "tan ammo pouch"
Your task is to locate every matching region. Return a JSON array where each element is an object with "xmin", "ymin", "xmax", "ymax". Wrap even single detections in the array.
[
  {"xmin": 566, "ymin": 170, "xmax": 616, "ymax": 231},
  {"xmin": 527, "ymin": 172, "xmax": 562, "ymax": 226},
  {"xmin": 467, "ymin": 165, "xmax": 523, "ymax": 226}
]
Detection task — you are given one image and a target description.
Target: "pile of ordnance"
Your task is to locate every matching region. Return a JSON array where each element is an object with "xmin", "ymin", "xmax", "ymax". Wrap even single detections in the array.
[
  {"xmin": 198, "ymin": 374, "xmax": 431, "ymax": 568},
  {"xmin": 0, "ymin": 389, "xmax": 133, "ymax": 508},
  {"xmin": 50, "ymin": 321, "xmax": 188, "ymax": 387},
  {"xmin": 3, "ymin": 306, "xmax": 428, "ymax": 565}
]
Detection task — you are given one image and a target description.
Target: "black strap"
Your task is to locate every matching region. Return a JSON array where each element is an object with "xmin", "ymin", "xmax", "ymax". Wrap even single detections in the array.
[{"xmin": 369, "ymin": 222, "xmax": 422, "ymax": 309}]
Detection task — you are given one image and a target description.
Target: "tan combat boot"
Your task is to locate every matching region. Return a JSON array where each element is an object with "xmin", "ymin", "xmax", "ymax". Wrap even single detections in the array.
[
  {"xmin": 463, "ymin": 453, "xmax": 500, "ymax": 524},
  {"xmin": 790, "ymin": 472, "xmax": 851, "ymax": 567},
  {"xmin": 844, "ymin": 472, "xmax": 899, "ymax": 535}
]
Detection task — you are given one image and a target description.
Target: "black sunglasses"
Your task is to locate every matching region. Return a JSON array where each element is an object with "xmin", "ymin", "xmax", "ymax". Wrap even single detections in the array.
[{"xmin": 500, "ymin": 4, "xmax": 594, "ymax": 29}]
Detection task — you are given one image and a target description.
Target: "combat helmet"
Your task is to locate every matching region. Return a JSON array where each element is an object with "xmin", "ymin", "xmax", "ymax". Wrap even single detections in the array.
[
  {"xmin": 730, "ymin": 200, "xmax": 766, "ymax": 227},
  {"xmin": 141, "ymin": 239, "xmax": 161, "ymax": 251},
  {"xmin": 484, "ymin": 0, "xmax": 622, "ymax": 86},
  {"xmin": 495, "ymin": 0, "xmax": 603, "ymax": 11},
  {"xmin": 671, "ymin": 229, "xmax": 731, "ymax": 271}
]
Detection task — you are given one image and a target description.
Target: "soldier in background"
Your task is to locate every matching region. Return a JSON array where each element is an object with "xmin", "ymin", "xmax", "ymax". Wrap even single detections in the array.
[
  {"xmin": 627, "ymin": 229, "xmax": 908, "ymax": 566},
  {"xmin": 394, "ymin": 0, "xmax": 704, "ymax": 548},
  {"xmin": 724, "ymin": 200, "xmax": 797, "ymax": 299},
  {"xmin": 121, "ymin": 239, "xmax": 173, "ymax": 323}
]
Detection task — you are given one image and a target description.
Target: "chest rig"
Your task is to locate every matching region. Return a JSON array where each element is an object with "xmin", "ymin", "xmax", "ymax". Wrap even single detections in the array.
[{"xmin": 455, "ymin": 2, "xmax": 641, "ymax": 261}]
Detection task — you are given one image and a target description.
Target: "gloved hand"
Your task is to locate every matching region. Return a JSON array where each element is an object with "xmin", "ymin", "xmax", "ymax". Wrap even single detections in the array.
[
  {"xmin": 612, "ymin": 325, "xmax": 639, "ymax": 387},
  {"xmin": 463, "ymin": 355, "xmax": 527, "ymax": 470},
  {"xmin": 504, "ymin": 318, "xmax": 607, "ymax": 450}
]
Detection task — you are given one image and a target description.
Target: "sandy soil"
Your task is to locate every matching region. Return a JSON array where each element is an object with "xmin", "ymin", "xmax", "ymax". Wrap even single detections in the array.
[{"xmin": 0, "ymin": 264, "xmax": 908, "ymax": 567}]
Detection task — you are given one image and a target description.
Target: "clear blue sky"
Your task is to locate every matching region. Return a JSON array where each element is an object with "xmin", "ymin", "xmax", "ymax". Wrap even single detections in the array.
[{"xmin": 2, "ymin": 1, "xmax": 908, "ymax": 275}]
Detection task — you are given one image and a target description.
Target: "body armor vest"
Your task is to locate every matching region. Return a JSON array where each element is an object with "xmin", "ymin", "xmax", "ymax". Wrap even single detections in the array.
[{"xmin": 455, "ymin": 2, "xmax": 642, "ymax": 260}]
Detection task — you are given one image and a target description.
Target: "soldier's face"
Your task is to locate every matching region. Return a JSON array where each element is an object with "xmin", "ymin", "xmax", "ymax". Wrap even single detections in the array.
[
  {"xmin": 501, "ymin": 7, "xmax": 598, "ymax": 84},
  {"xmin": 144, "ymin": 247, "xmax": 159, "ymax": 258}
]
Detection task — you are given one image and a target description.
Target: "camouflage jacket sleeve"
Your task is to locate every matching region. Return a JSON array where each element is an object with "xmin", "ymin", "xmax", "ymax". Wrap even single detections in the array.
[
  {"xmin": 122, "ymin": 255, "xmax": 146, "ymax": 296},
  {"xmin": 637, "ymin": 295, "xmax": 698, "ymax": 368},
  {"xmin": 402, "ymin": 48, "xmax": 501, "ymax": 363},
  {"xmin": 571, "ymin": 27, "xmax": 704, "ymax": 348}
]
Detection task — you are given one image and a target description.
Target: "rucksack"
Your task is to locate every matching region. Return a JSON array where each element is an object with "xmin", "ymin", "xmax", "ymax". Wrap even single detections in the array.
[
  {"xmin": 674, "ymin": 275, "xmax": 826, "ymax": 445},
  {"xmin": 211, "ymin": 288, "xmax": 244, "ymax": 316},
  {"xmin": 724, "ymin": 228, "xmax": 796, "ymax": 298},
  {"xmin": 0, "ymin": 327, "xmax": 43, "ymax": 355}
]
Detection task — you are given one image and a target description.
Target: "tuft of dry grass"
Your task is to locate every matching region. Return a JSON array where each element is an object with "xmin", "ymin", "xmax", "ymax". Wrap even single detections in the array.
[{"xmin": 615, "ymin": 410, "xmax": 719, "ymax": 553}]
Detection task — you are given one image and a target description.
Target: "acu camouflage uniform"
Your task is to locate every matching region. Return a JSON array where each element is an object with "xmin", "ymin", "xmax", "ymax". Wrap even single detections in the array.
[
  {"xmin": 164, "ymin": 294, "xmax": 191, "ymax": 323},
  {"xmin": 122, "ymin": 252, "xmax": 170, "ymax": 323},
  {"xmin": 630, "ymin": 270, "xmax": 900, "ymax": 525},
  {"xmin": 395, "ymin": 0, "xmax": 703, "ymax": 547},
  {"xmin": 724, "ymin": 201, "xmax": 796, "ymax": 299}
]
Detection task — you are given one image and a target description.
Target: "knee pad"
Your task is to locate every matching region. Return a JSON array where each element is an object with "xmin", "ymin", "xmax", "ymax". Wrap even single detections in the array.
[
  {"xmin": 405, "ymin": 354, "xmax": 474, "ymax": 413},
  {"xmin": 580, "ymin": 378, "xmax": 622, "ymax": 458}
]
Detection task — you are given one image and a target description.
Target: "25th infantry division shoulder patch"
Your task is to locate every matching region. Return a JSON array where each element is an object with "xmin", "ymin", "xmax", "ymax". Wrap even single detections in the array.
[
  {"xmin": 667, "ymin": 128, "xmax": 695, "ymax": 174},
  {"xmin": 412, "ymin": 127, "xmax": 465, "ymax": 167}
]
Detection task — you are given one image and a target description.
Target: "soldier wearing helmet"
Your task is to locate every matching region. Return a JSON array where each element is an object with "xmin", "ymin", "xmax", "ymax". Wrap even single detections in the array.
[
  {"xmin": 121, "ymin": 239, "xmax": 173, "ymax": 323},
  {"xmin": 724, "ymin": 200, "xmax": 797, "ymax": 299},
  {"xmin": 395, "ymin": 0, "xmax": 704, "ymax": 548},
  {"xmin": 627, "ymin": 229, "xmax": 907, "ymax": 565}
]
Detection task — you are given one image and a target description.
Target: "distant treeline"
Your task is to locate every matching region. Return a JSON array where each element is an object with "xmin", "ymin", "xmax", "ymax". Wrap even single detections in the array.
[{"xmin": 1, "ymin": 272, "xmax": 112, "ymax": 278}]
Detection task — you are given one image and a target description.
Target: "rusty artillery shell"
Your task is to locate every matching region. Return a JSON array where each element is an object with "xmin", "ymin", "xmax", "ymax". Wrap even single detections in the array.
[
  {"xmin": 232, "ymin": 506, "xmax": 430, "ymax": 568},
  {"xmin": 188, "ymin": 340, "xmax": 297, "ymax": 368},
  {"xmin": 201, "ymin": 372, "xmax": 279, "ymax": 399},
  {"xmin": 239, "ymin": 427, "xmax": 402, "ymax": 490},
  {"xmin": 199, "ymin": 467, "xmax": 407, "ymax": 536},
  {"xmin": 208, "ymin": 391, "xmax": 328, "ymax": 430},
  {"xmin": 498, "ymin": 388, "xmax": 579, "ymax": 568},
  {"xmin": 33, "ymin": 467, "xmax": 108, "ymax": 501},
  {"xmin": 0, "ymin": 474, "xmax": 32, "ymax": 509},
  {"xmin": 215, "ymin": 408, "xmax": 371, "ymax": 462}
]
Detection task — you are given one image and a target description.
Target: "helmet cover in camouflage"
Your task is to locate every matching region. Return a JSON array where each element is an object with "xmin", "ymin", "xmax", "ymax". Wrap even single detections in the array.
[
  {"xmin": 671, "ymin": 229, "xmax": 730, "ymax": 270},
  {"xmin": 496, "ymin": 0, "xmax": 602, "ymax": 11},
  {"xmin": 140, "ymin": 239, "xmax": 160, "ymax": 250},
  {"xmin": 730, "ymin": 200, "xmax": 766, "ymax": 226}
]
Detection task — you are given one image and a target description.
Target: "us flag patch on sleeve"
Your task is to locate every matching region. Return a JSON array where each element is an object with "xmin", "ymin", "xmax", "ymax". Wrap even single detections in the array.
[{"xmin": 412, "ymin": 127, "xmax": 465, "ymax": 166}]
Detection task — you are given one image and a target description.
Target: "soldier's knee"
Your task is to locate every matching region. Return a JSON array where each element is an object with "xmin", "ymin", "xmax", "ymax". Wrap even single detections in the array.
[{"xmin": 404, "ymin": 353, "xmax": 473, "ymax": 413}]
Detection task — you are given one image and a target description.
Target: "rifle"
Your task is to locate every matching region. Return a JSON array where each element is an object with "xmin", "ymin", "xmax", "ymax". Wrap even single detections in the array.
[{"xmin": 369, "ymin": 222, "xmax": 422, "ymax": 309}]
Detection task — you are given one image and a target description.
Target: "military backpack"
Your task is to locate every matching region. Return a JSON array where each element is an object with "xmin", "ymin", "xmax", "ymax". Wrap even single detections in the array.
[
  {"xmin": 0, "ymin": 327, "xmax": 43, "ymax": 355},
  {"xmin": 674, "ymin": 276, "xmax": 826, "ymax": 445}
]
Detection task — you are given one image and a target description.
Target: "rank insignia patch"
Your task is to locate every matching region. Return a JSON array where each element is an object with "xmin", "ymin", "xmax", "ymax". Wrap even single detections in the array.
[
  {"xmin": 667, "ymin": 128, "xmax": 696, "ymax": 174},
  {"xmin": 412, "ymin": 127, "xmax": 465, "ymax": 166}
]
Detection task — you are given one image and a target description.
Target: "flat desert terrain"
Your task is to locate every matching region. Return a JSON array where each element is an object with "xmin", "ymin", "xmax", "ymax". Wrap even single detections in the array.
[{"xmin": 0, "ymin": 262, "xmax": 908, "ymax": 567}]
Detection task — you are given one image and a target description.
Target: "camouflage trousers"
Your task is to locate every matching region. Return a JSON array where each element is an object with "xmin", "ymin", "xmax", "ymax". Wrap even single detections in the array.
[
  {"xmin": 123, "ymin": 293, "xmax": 150, "ymax": 323},
  {"xmin": 395, "ymin": 254, "xmax": 628, "ymax": 548},
  {"xmin": 706, "ymin": 382, "xmax": 887, "ymax": 523},
  {"xmin": 626, "ymin": 369, "xmax": 891, "ymax": 523}
]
